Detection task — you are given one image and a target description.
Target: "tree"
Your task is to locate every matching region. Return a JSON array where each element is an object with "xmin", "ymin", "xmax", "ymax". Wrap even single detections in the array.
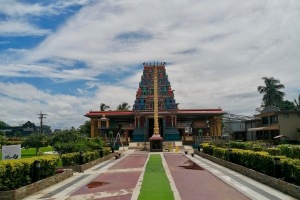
[
  {"xmin": 0, "ymin": 121, "xmax": 10, "ymax": 128},
  {"xmin": 100, "ymin": 103, "xmax": 110, "ymax": 111},
  {"xmin": 277, "ymin": 100, "xmax": 297, "ymax": 111},
  {"xmin": 117, "ymin": 102, "xmax": 131, "ymax": 110},
  {"xmin": 257, "ymin": 77, "xmax": 285, "ymax": 108},
  {"xmin": 79, "ymin": 120, "xmax": 91, "ymax": 136},
  {"xmin": 23, "ymin": 133, "xmax": 48, "ymax": 155},
  {"xmin": 50, "ymin": 129, "xmax": 90, "ymax": 154},
  {"xmin": 294, "ymin": 94, "xmax": 300, "ymax": 110}
]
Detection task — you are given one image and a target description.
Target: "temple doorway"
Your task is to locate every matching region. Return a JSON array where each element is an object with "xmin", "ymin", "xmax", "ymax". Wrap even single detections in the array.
[{"xmin": 148, "ymin": 118, "xmax": 163, "ymax": 138}]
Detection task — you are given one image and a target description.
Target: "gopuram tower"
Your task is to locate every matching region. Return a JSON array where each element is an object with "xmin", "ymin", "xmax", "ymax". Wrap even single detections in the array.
[{"xmin": 132, "ymin": 62, "xmax": 180, "ymax": 146}]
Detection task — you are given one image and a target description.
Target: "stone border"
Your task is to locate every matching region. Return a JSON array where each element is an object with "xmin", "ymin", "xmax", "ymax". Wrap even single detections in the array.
[
  {"xmin": 195, "ymin": 151, "xmax": 300, "ymax": 200},
  {"xmin": 0, "ymin": 169, "xmax": 73, "ymax": 200},
  {"xmin": 66, "ymin": 152, "xmax": 118, "ymax": 172}
]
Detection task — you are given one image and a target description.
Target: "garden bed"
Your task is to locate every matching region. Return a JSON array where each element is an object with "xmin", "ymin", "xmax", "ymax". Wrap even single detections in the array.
[{"xmin": 0, "ymin": 169, "xmax": 73, "ymax": 200}]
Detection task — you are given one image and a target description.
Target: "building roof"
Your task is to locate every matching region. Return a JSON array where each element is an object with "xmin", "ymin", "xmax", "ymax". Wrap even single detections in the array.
[
  {"xmin": 247, "ymin": 124, "xmax": 279, "ymax": 131},
  {"xmin": 85, "ymin": 109, "xmax": 225, "ymax": 122}
]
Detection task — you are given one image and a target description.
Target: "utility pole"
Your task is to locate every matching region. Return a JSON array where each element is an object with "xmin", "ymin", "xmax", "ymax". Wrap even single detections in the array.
[{"xmin": 38, "ymin": 111, "xmax": 47, "ymax": 134}]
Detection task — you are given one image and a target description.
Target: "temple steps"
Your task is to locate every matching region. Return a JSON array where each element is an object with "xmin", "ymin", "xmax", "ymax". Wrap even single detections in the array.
[{"xmin": 128, "ymin": 141, "xmax": 183, "ymax": 150}]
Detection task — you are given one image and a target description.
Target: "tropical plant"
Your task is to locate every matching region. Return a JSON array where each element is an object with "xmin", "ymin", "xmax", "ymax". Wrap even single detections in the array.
[
  {"xmin": 100, "ymin": 103, "xmax": 110, "ymax": 111},
  {"xmin": 117, "ymin": 102, "xmax": 131, "ymax": 110},
  {"xmin": 257, "ymin": 77, "xmax": 285, "ymax": 108},
  {"xmin": 22, "ymin": 133, "xmax": 48, "ymax": 155}
]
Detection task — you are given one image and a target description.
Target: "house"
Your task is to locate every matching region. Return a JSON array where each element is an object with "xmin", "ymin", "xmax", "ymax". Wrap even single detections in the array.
[{"xmin": 247, "ymin": 107, "xmax": 300, "ymax": 142}]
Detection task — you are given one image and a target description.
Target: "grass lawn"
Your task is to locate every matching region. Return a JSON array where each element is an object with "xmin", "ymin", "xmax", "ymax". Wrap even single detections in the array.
[
  {"xmin": 138, "ymin": 154, "xmax": 174, "ymax": 200},
  {"xmin": 0, "ymin": 146, "xmax": 55, "ymax": 160}
]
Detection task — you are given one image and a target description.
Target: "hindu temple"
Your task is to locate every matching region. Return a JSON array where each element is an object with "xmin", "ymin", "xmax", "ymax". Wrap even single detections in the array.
[{"xmin": 85, "ymin": 62, "xmax": 225, "ymax": 145}]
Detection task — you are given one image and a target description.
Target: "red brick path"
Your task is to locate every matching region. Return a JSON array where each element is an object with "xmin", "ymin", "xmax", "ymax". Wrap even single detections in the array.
[{"xmin": 164, "ymin": 154, "xmax": 250, "ymax": 200}]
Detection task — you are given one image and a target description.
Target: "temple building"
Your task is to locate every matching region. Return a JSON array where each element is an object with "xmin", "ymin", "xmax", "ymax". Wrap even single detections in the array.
[{"xmin": 85, "ymin": 62, "xmax": 225, "ymax": 144}]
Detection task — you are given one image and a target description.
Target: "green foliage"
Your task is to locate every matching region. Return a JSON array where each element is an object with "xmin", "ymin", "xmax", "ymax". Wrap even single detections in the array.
[
  {"xmin": 79, "ymin": 120, "xmax": 91, "ymax": 136},
  {"xmin": 54, "ymin": 140, "xmax": 90, "ymax": 155},
  {"xmin": 265, "ymin": 147, "xmax": 281, "ymax": 156},
  {"xmin": 281, "ymin": 157, "xmax": 300, "ymax": 185},
  {"xmin": 257, "ymin": 76, "xmax": 285, "ymax": 108},
  {"xmin": 228, "ymin": 141, "xmax": 269, "ymax": 151},
  {"xmin": 0, "ymin": 155, "xmax": 58, "ymax": 191},
  {"xmin": 203, "ymin": 144, "xmax": 300, "ymax": 186},
  {"xmin": 277, "ymin": 144, "xmax": 300, "ymax": 159},
  {"xmin": 212, "ymin": 147, "xmax": 228, "ymax": 160},
  {"xmin": 0, "ymin": 121, "xmax": 10, "ymax": 128},
  {"xmin": 61, "ymin": 149, "xmax": 110, "ymax": 166},
  {"xmin": 117, "ymin": 102, "xmax": 131, "ymax": 110},
  {"xmin": 204, "ymin": 145, "xmax": 274, "ymax": 176},
  {"xmin": 23, "ymin": 133, "xmax": 48, "ymax": 155},
  {"xmin": 278, "ymin": 100, "xmax": 297, "ymax": 111},
  {"xmin": 51, "ymin": 129, "xmax": 91, "ymax": 154},
  {"xmin": 100, "ymin": 103, "xmax": 110, "ymax": 111},
  {"xmin": 87, "ymin": 137, "xmax": 104, "ymax": 150},
  {"xmin": 229, "ymin": 141, "xmax": 247, "ymax": 149}
]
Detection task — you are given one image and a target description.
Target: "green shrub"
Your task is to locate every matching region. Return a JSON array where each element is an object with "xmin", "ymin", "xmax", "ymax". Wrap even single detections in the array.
[
  {"xmin": 281, "ymin": 157, "xmax": 300, "ymax": 185},
  {"xmin": 212, "ymin": 147, "xmax": 228, "ymax": 160},
  {"xmin": 253, "ymin": 146, "xmax": 263, "ymax": 151},
  {"xmin": 61, "ymin": 150, "xmax": 102, "ymax": 166},
  {"xmin": 229, "ymin": 141, "xmax": 247, "ymax": 149},
  {"xmin": 0, "ymin": 155, "xmax": 58, "ymax": 191},
  {"xmin": 103, "ymin": 147, "xmax": 111, "ymax": 155},
  {"xmin": 203, "ymin": 145, "xmax": 214, "ymax": 155},
  {"xmin": 204, "ymin": 145, "xmax": 274, "ymax": 176},
  {"xmin": 277, "ymin": 144, "xmax": 300, "ymax": 159},
  {"xmin": 266, "ymin": 147, "xmax": 281, "ymax": 156}
]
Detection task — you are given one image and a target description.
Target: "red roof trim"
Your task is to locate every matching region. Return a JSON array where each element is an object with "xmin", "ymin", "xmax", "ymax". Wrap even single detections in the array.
[{"xmin": 85, "ymin": 110, "xmax": 133, "ymax": 117}]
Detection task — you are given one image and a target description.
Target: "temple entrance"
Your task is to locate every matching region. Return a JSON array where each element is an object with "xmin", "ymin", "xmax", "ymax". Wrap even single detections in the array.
[{"xmin": 148, "ymin": 118, "xmax": 163, "ymax": 138}]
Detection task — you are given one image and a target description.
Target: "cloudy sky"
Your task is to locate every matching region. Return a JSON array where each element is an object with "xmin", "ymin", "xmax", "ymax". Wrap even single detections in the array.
[{"xmin": 0, "ymin": 0, "xmax": 299, "ymax": 130}]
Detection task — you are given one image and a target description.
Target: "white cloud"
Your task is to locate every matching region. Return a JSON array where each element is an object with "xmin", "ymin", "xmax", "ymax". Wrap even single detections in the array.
[
  {"xmin": 1, "ymin": 0, "xmax": 300, "ymax": 129},
  {"xmin": 0, "ymin": 20, "xmax": 51, "ymax": 36},
  {"xmin": 0, "ymin": 82, "xmax": 94, "ymax": 129}
]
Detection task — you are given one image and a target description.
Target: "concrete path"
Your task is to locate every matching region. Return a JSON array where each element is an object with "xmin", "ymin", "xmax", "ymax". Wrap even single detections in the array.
[{"xmin": 24, "ymin": 149, "xmax": 296, "ymax": 200}]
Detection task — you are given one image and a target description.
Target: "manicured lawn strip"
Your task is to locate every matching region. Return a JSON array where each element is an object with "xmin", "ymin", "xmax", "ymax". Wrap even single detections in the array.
[{"xmin": 138, "ymin": 154, "xmax": 174, "ymax": 200}]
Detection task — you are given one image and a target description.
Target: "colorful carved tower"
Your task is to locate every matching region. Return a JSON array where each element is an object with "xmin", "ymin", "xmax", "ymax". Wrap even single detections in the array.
[{"xmin": 132, "ymin": 62, "xmax": 180, "ymax": 142}]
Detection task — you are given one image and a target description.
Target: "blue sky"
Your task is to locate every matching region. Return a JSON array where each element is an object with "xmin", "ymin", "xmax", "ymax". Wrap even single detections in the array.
[{"xmin": 0, "ymin": 0, "xmax": 299, "ymax": 129}]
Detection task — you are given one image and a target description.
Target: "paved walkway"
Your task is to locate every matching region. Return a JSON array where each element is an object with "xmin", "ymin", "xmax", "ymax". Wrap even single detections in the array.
[{"xmin": 24, "ymin": 149, "xmax": 296, "ymax": 200}]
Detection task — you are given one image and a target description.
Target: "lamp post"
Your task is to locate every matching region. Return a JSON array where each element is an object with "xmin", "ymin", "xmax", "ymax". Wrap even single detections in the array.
[
  {"xmin": 33, "ymin": 160, "xmax": 41, "ymax": 182},
  {"xmin": 198, "ymin": 129, "xmax": 203, "ymax": 143}
]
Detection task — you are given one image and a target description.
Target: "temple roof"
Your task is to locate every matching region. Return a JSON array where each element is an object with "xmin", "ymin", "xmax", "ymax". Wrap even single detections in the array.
[{"xmin": 85, "ymin": 109, "xmax": 225, "ymax": 121}]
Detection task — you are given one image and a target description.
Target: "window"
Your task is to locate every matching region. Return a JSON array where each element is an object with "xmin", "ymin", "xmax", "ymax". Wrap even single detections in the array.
[
  {"xmin": 262, "ymin": 117, "xmax": 269, "ymax": 125},
  {"xmin": 283, "ymin": 113, "xmax": 289, "ymax": 118},
  {"xmin": 270, "ymin": 115, "xmax": 278, "ymax": 123}
]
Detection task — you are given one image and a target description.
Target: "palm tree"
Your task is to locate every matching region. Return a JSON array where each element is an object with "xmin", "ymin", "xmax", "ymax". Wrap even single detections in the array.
[
  {"xmin": 100, "ymin": 103, "xmax": 110, "ymax": 111},
  {"xmin": 117, "ymin": 102, "xmax": 131, "ymax": 110},
  {"xmin": 294, "ymin": 94, "xmax": 300, "ymax": 110},
  {"xmin": 257, "ymin": 77, "xmax": 285, "ymax": 108}
]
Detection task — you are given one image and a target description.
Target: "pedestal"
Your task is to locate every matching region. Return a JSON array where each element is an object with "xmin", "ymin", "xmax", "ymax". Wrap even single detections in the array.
[{"xmin": 149, "ymin": 135, "xmax": 163, "ymax": 152}]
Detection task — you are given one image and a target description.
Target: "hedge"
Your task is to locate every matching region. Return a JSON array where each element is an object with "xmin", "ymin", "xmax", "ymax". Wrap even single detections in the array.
[
  {"xmin": 61, "ymin": 148, "xmax": 111, "ymax": 166},
  {"xmin": 0, "ymin": 155, "xmax": 59, "ymax": 191},
  {"xmin": 202, "ymin": 144, "xmax": 300, "ymax": 186},
  {"xmin": 281, "ymin": 158, "xmax": 300, "ymax": 186},
  {"xmin": 277, "ymin": 144, "xmax": 300, "ymax": 159}
]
